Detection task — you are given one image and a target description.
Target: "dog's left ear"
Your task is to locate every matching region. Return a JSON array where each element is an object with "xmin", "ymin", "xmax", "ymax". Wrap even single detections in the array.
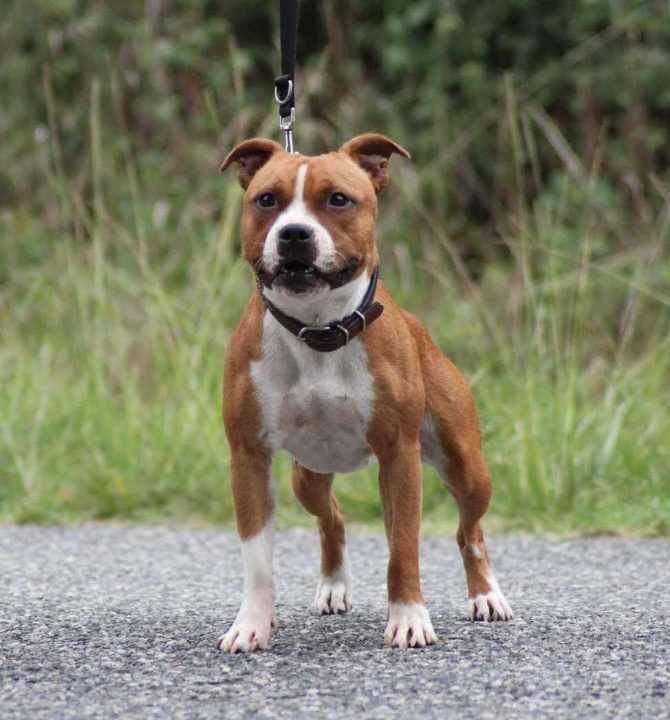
[
  {"xmin": 220, "ymin": 138, "xmax": 283, "ymax": 189},
  {"xmin": 339, "ymin": 133, "xmax": 411, "ymax": 193}
]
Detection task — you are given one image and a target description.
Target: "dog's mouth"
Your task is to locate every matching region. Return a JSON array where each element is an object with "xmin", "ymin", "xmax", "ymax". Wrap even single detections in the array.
[{"xmin": 258, "ymin": 258, "xmax": 360, "ymax": 293}]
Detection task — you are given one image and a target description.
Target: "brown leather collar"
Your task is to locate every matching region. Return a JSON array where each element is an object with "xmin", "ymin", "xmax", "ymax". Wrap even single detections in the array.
[{"xmin": 258, "ymin": 267, "xmax": 384, "ymax": 352}]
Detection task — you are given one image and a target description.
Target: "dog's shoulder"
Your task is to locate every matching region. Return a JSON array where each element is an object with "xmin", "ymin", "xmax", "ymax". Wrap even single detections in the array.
[
  {"xmin": 224, "ymin": 294, "xmax": 264, "ymax": 371},
  {"xmin": 223, "ymin": 293, "xmax": 265, "ymax": 439}
]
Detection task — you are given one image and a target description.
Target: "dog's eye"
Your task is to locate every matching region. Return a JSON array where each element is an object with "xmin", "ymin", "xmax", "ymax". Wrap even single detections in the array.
[
  {"xmin": 257, "ymin": 193, "xmax": 277, "ymax": 208},
  {"xmin": 328, "ymin": 192, "xmax": 352, "ymax": 208}
]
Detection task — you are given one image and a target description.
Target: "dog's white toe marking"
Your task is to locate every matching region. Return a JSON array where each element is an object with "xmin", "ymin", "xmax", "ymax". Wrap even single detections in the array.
[
  {"xmin": 384, "ymin": 602, "xmax": 437, "ymax": 649},
  {"xmin": 469, "ymin": 573, "xmax": 513, "ymax": 622},
  {"xmin": 315, "ymin": 558, "xmax": 352, "ymax": 614}
]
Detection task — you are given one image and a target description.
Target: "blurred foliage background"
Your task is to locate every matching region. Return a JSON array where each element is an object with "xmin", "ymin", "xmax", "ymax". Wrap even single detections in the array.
[{"xmin": 1, "ymin": 0, "xmax": 669, "ymax": 533}]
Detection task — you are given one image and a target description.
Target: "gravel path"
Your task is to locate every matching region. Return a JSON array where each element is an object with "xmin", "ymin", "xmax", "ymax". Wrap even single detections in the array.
[{"xmin": 1, "ymin": 525, "xmax": 668, "ymax": 719}]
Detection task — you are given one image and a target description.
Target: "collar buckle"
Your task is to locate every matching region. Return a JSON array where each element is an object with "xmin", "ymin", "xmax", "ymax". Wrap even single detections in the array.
[{"xmin": 297, "ymin": 323, "xmax": 331, "ymax": 342}]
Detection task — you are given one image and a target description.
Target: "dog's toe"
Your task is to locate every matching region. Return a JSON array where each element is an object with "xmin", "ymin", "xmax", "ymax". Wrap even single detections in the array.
[
  {"xmin": 315, "ymin": 577, "xmax": 352, "ymax": 615},
  {"xmin": 469, "ymin": 588, "xmax": 513, "ymax": 622},
  {"xmin": 384, "ymin": 603, "xmax": 437, "ymax": 649},
  {"xmin": 217, "ymin": 619, "xmax": 272, "ymax": 653}
]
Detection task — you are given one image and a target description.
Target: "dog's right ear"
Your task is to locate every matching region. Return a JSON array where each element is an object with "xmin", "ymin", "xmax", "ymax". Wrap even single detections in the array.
[{"xmin": 219, "ymin": 138, "xmax": 283, "ymax": 189}]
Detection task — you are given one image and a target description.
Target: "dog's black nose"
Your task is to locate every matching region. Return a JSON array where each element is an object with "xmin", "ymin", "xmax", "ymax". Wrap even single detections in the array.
[
  {"xmin": 278, "ymin": 223, "xmax": 313, "ymax": 243},
  {"xmin": 277, "ymin": 224, "xmax": 316, "ymax": 264}
]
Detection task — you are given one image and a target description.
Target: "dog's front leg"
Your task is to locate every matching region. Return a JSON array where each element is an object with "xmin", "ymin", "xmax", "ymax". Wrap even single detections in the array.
[
  {"xmin": 376, "ymin": 436, "xmax": 437, "ymax": 649},
  {"xmin": 218, "ymin": 448, "xmax": 276, "ymax": 653}
]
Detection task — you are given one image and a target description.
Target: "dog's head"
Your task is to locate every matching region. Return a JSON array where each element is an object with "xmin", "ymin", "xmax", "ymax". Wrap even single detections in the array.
[{"xmin": 221, "ymin": 134, "xmax": 409, "ymax": 300}]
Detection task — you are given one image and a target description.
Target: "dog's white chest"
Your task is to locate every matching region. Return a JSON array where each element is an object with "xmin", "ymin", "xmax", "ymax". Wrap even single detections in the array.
[{"xmin": 251, "ymin": 316, "xmax": 375, "ymax": 474}]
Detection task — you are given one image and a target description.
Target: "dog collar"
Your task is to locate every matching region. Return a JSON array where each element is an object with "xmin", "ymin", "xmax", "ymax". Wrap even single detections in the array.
[{"xmin": 258, "ymin": 267, "xmax": 384, "ymax": 352}]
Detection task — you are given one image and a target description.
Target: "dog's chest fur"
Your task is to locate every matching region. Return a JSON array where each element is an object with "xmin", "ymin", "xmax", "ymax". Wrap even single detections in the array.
[{"xmin": 251, "ymin": 313, "xmax": 375, "ymax": 474}]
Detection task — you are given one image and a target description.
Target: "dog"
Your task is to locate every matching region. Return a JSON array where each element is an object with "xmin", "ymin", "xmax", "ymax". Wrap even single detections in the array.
[{"xmin": 218, "ymin": 134, "xmax": 512, "ymax": 653}]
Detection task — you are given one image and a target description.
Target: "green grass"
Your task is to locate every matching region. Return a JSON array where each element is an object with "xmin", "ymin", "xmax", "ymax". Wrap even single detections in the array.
[
  {"xmin": 2, "ymin": 154, "xmax": 669, "ymax": 535},
  {"xmin": 1, "ymin": 53, "xmax": 669, "ymax": 535}
]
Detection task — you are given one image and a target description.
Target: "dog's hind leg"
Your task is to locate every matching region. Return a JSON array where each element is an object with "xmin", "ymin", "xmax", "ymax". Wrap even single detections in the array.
[
  {"xmin": 292, "ymin": 462, "xmax": 352, "ymax": 614},
  {"xmin": 421, "ymin": 380, "xmax": 513, "ymax": 621},
  {"xmin": 407, "ymin": 313, "xmax": 512, "ymax": 622},
  {"xmin": 442, "ymin": 435, "xmax": 513, "ymax": 622}
]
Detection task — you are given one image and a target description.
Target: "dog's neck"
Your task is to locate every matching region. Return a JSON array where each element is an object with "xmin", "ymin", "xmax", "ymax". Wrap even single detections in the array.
[{"xmin": 261, "ymin": 271, "xmax": 370, "ymax": 326}]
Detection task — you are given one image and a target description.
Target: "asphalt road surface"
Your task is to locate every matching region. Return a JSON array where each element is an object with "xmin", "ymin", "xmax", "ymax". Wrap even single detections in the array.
[{"xmin": 1, "ymin": 525, "xmax": 668, "ymax": 719}]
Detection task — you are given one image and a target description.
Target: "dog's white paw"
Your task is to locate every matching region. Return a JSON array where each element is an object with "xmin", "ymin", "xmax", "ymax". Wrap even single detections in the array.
[
  {"xmin": 469, "ymin": 576, "xmax": 513, "ymax": 621},
  {"xmin": 217, "ymin": 617, "xmax": 273, "ymax": 653},
  {"xmin": 218, "ymin": 588, "xmax": 276, "ymax": 653},
  {"xmin": 315, "ymin": 556, "xmax": 352, "ymax": 615},
  {"xmin": 384, "ymin": 602, "xmax": 438, "ymax": 649},
  {"xmin": 315, "ymin": 575, "xmax": 352, "ymax": 615}
]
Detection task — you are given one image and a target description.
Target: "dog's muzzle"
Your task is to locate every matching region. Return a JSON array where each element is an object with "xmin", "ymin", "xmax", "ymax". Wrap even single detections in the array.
[{"xmin": 257, "ymin": 224, "xmax": 361, "ymax": 293}]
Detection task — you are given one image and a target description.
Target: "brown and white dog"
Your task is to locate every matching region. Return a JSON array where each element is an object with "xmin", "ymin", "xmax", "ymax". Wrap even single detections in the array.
[{"xmin": 218, "ymin": 134, "xmax": 512, "ymax": 653}]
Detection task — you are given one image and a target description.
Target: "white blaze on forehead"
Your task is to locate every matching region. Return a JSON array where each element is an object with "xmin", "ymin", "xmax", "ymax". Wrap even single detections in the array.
[
  {"xmin": 294, "ymin": 162, "xmax": 308, "ymax": 206},
  {"xmin": 262, "ymin": 162, "xmax": 336, "ymax": 275}
]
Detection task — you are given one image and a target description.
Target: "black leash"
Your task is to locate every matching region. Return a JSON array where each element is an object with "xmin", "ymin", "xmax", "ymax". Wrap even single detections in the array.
[{"xmin": 274, "ymin": 0, "xmax": 299, "ymax": 152}]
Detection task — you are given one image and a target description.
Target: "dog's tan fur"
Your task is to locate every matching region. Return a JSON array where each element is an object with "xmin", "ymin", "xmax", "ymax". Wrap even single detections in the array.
[{"xmin": 220, "ymin": 134, "xmax": 511, "ymax": 651}]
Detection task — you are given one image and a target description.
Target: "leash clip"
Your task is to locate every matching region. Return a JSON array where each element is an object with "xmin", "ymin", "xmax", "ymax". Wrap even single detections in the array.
[
  {"xmin": 278, "ymin": 108, "xmax": 295, "ymax": 153},
  {"xmin": 275, "ymin": 1, "xmax": 299, "ymax": 152}
]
